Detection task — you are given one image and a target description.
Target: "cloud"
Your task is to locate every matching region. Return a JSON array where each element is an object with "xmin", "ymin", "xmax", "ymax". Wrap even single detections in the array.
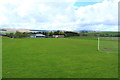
[
  {"xmin": 0, "ymin": 0, "xmax": 118, "ymax": 31},
  {"xmin": 75, "ymin": 0, "xmax": 118, "ymax": 25},
  {"xmin": 74, "ymin": 0, "xmax": 118, "ymax": 31},
  {"xmin": 74, "ymin": 24, "xmax": 118, "ymax": 31}
]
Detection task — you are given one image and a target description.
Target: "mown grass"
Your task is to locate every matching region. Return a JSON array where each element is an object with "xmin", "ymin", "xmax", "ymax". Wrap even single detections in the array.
[{"xmin": 2, "ymin": 37, "xmax": 118, "ymax": 78}]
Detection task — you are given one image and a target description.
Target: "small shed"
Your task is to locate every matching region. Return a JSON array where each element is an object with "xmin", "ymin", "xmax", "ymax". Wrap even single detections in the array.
[
  {"xmin": 53, "ymin": 35, "xmax": 64, "ymax": 38},
  {"xmin": 30, "ymin": 35, "xmax": 36, "ymax": 38}
]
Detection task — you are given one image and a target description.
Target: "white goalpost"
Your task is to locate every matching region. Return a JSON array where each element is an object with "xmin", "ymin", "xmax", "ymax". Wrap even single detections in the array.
[
  {"xmin": 97, "ymin": 37, "xmax": 118, "ymax": 53},
  {"xmin": 98, "ymin": 37, "xmax": 100, "ymax": 51}
]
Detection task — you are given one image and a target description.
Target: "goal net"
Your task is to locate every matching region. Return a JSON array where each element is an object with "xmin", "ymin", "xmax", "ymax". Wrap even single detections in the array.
[{"xmin": 98, "ymin": 37, "xmax": 118, "ymax": 53}]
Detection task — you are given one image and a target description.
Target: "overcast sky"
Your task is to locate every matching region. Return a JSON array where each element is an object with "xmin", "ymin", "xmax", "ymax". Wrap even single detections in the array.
[{"xmin": 0, "ymin": 0, "xmax": 118, "ymax": 31}]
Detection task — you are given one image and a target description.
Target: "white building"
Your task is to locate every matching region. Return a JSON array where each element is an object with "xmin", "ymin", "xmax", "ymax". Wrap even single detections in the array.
[{"xmin": 30, "ymin": 34, "xmax": 45, "ymax": 38}]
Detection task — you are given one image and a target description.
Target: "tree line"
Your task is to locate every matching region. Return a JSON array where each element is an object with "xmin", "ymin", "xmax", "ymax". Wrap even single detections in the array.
[{"xmin": 5, "ymin": 30, "xmax": 119, "ymax": 38}]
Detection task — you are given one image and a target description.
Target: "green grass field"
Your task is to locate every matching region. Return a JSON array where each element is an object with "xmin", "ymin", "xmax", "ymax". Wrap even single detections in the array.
[{"xmin": 2, "ymin": 37, "xmax": 118, "ymax": 78}]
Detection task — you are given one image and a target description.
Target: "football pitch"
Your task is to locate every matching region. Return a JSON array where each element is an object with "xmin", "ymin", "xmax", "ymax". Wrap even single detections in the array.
[{"xmin": 2, "ymin": 37, "xmax": 118, "ymax": 78}]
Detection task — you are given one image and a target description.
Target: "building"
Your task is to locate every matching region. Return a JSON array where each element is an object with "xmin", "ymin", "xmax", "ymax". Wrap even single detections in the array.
[
  {"xmin": 30, "ymin": 34, "xmax": 45, "ymax": 38},
  {"xmin": 36, "ymin": 34, "xmax": 45, "ymax": 38},
  {"xmin": 53, "ymin": 35, "xmax": 65, "ymax": 38},
  {"xmin": 0, "ymin": 33, "xmax": 6, "ymax": 36}
]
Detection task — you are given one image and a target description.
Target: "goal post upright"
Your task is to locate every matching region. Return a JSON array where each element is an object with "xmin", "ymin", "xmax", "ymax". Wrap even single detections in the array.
[{"xmin": 98, "ymin": 37, "xmax": 100, "ymax": 51}]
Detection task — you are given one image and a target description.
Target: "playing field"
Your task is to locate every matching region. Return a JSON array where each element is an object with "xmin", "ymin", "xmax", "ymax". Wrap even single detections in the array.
[{"xmin": 2, "ymin": 37, "xmax": 118, "ymax": 78}]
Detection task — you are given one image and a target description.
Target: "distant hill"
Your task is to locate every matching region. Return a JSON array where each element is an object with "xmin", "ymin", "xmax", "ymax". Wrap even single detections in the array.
[
  {"xmin": 0, "ymin": 29, "xmax": 7, "ymax": 31},
  {"xmin": 30, "ymin": 30, "xmax": 49, "ymax": 32}
]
